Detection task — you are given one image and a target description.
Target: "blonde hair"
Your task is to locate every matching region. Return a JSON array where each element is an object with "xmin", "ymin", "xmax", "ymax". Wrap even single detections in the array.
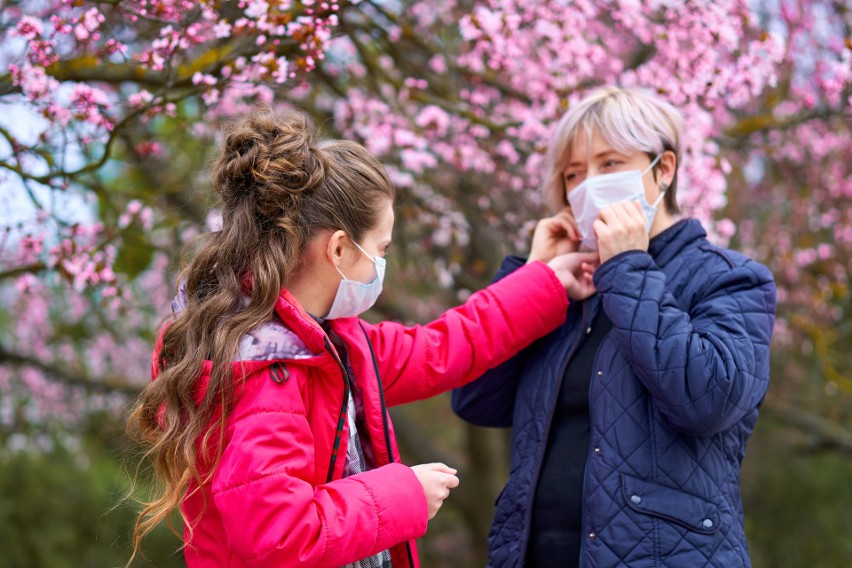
[{"xmin": 542, "ymin": 86, "xmax": 684, "ymax": 213}]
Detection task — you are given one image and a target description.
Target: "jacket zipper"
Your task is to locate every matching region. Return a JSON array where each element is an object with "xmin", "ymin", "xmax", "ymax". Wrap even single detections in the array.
[
  {"xmin": 359, "ymin": 323, "xmax": 395, "ymax": 462},
  {"xmin": 359, "ymin": 323, "xmax": 416, "ymax": 568},
  {"xmin": 517, "ymin": 300, "xmax": 595, "ymax": 564},
  {"xmin": 324, "ymin": 335, "xmax": 351, "ymax": 484}
]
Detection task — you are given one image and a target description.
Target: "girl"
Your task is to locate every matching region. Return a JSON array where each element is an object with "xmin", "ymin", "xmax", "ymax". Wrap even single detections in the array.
[{"xmin": 128, "ymin": 107, "xmax": 597, "ymax": 567}]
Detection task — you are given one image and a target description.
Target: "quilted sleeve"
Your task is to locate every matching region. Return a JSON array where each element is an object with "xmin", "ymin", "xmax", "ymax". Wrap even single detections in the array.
[
  {"xmin": 593, "ymin": 250, "xmax": 777, "ymax": 436},
  {"xmin": 210, "ymin": 378, "xmax": 427, "ymax": 566},
  {"xmin": 364, "ymin": 260, "xmax": 568, "ymax": 408}
]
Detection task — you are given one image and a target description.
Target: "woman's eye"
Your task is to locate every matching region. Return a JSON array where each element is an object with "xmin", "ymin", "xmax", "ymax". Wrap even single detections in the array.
[
  {"xmin": 564, "ymin": 172, "xmax": 577, "ymax": 181},
  {"xmin": 603, "ymin": 160, "xmax": 622, "ymax": 168}
]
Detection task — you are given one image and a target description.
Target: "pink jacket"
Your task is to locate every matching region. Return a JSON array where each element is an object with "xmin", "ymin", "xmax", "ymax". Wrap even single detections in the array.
[{"xmin": 153, "ymin": 261, "xmax": 568, "ymax": 567}]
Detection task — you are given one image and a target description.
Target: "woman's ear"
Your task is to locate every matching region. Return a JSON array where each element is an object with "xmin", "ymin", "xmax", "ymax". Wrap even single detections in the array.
[
  {"xmin": 326, "ymin": 230, "xmax": 348, "ymax": 267},
  {"xmin": 659, "ymin": 150, "xmax": 677, "ymax": 187}
]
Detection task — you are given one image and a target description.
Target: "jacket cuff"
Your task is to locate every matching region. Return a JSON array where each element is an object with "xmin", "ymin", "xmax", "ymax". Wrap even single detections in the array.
[
  {"xmin": 593, "ymin": 250, "xmax": 655, "ymax": 292},
  {"xmin": 356, "ymin": 463, "xmax": 428, "ymax": 550}
]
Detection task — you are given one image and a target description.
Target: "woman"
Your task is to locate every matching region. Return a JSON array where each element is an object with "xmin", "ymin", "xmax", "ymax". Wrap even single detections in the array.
[
  {"xmin": 452, "ymin": 87, "xmax": 777, "ymax": 567},
  {"xmin": 128, "ymin": 107, "xmax": 597, "ymax": 568}
]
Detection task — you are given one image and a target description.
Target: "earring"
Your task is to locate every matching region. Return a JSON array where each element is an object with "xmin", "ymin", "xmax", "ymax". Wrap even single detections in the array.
[{"xmin": 660, "ymin": 182, "xmax": 669, "ymax": 192}]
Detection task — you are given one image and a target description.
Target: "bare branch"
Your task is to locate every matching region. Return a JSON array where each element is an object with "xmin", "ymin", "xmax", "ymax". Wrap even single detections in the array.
[
  {"xmin": 765, "ymin": 398, "xmax": 852, "ymax": 456},
  {"xmin": 0, "ymin": 262, "xmax": 46, "ymax": 281},
  {"xmin": 0, "ymin": 342, "xmax": 142, "ymax": 396}
]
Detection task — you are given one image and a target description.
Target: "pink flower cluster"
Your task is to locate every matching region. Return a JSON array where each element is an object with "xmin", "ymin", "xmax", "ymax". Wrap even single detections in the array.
[
  {"xmin": 48, "ymin": 226, "xmax": 117, "ymax": 292},
  {"xmin": 118, "ymin": 199, "xmax": 155, "ymax": 230},
  {"xmin": 324, "ymin": 0, "xmax": 788, "ymax": 266},
  {"xmin": 3, "ymin": 0, "xmax": 344, "ymax": 187}
]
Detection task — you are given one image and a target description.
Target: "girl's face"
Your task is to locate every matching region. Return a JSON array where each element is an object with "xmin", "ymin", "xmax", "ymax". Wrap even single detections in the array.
[
  {"xmin": 561, "ymin": 128, "xmax": 666, "ymax": 212},
  {"xmin": 337, "ymin": 199, "xmax": 394, "ymax": 284}
]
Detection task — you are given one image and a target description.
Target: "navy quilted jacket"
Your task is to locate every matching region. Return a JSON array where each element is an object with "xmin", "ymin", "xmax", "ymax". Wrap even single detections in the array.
[{"xmin": 452, "ymin": 219, "xmax": 777, "ymax": 568}]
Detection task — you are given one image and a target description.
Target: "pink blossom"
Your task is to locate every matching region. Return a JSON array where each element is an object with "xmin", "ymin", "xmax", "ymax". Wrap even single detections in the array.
[
  {"xmin": 715, "ymin": 218, "xmax": 737, "ymax": 239},
  {"xmin": 74, "ymin": 7, "xmax": 105, "ymax": 41},
  {"xmin": 415, "ymin": 105, "xmax": 451, "ymax": 136},
  {"xmin": 17, "ymin": 234, "xmax": 45, "ymax": 264},
  {"xmin": 128, "ymin": 90, "xmax": 155, "ymax": 108},
  {"xmin": 192, "ymin": 72, "xmax": 217, "ymax": 86},
  {"xmin": 428, "ymin": 55, "xmax": 447, "ymax": 73},
  {"xmin": 400, "ymin": 149, "xmax": 438, "ymax": 173},
  {"xmin": 213, "ymin": 19, "xmax": 233, "ymax": 38},
  {"xmin": 135, "ymin": 141, "xmax": 163, "ymax": 157},
  {"xmin": 244, "ymin": 0, "xmax": 270, "ymax": 19},
  {"xmin": 15, "ymin": 16, "xmax": 44, "ymax": 40},
  {"xmin": 12, "ymin": 64, "xmax": 60, "ymax": 101}
]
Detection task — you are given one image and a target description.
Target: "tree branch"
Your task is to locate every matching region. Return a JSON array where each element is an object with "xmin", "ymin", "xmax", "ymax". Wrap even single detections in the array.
[
  {"xmin": 0, "ymin": 262, "xmax": 47, "ymax": 281},
  {"xmin": 0, "ymin": 343, "xmax": 142, "ymax": 396},
  {"xmin": 765, "ymin": 398, "xmax": 852, "ymax": 456}
]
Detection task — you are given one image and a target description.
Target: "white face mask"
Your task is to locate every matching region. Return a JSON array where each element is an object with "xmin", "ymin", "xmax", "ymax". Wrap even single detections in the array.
[
  {"xmin": 567, "ymin": 154, "xmax": 665, "ymax": 251},
  {"xmin": 324, "ymin": 240, "xmax": 386, "ymax": 320}
]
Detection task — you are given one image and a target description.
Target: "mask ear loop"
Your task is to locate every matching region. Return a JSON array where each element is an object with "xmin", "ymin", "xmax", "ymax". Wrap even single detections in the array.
[
  {"xmin": 651, "ymin": 185, "xmax": 668, "ymax": 208},
  {"xmin": 334, "ymin": 236, "xmax": 377, "ymax": 281},
  {"xmin": 644, "ymin": 154, "xmax": 666, "ymax": 208},
  {"xmin": 641, "ymin": 153, "xmax": 663, "ymax": 176},
  {"xmin": 352, "ymin": 241, "xmax": 378, "ymax": 265}
]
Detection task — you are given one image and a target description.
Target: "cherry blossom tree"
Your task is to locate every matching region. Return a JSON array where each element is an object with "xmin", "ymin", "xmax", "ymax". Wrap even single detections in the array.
[{"xmin": 0, "ymin": 0, "xmax": 850, "ymax": 564}]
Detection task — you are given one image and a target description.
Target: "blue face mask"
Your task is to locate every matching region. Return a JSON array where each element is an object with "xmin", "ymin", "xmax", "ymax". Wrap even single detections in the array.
[{"xmin": 324, "ymin": 240, "xmax": 386, "ymax": 320}]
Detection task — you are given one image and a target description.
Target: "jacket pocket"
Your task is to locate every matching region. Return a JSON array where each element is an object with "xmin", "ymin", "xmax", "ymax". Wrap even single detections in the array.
[{"xmin": 620, "ymin": 474, "xmax": 721, "ymax": 535}]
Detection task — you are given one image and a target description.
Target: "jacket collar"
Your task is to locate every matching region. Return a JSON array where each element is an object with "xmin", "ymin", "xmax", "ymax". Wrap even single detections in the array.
[
  {"xmin": 648, "ymin": 218, "xmax": 706, "ymax": 268},
  {"xmin": 273, "ymin": 289, "xmax": 330, "ymax": 356},
  {"xmin": 172, "ymin": 280, "xmax": 329, "ymax": 358}
]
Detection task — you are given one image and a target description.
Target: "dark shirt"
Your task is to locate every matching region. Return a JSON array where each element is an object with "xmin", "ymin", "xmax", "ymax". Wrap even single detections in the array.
[{"xmin": 526, "ymin": 307, "xmax": 613, "ymax": 568}]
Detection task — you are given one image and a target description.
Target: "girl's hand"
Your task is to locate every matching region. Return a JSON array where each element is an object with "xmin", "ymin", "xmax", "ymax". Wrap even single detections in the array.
[
  {"xmin": 593, "ymin": 200, "xmax": 649, "ymax": 264},
  {"xmin": 411, "ymin": 463, "xmax": 460, "ymax": 520},
  {"xmin": 546, "ymin": 251, "xmax": 600, "ymax": 300},
  {"xmin": 527, "ymin": 208, "xmax": 581, "ymax": 264}
]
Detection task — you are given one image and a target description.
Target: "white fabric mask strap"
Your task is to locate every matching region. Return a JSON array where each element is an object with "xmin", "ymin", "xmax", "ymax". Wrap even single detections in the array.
[
  {"xmin": 352, "ymin": 240, "xmax": 377, "ymax": 264},
  {"xmin": 644, "ymin": 154, "xmax": 666, "ymax": 208},
  {"xmin": 334, "ymin": 239, "xmax": 376, "ymax": 280},
  {"xmin": 641, "ymin": 153, "xmax": 663, "ymax": 176}
]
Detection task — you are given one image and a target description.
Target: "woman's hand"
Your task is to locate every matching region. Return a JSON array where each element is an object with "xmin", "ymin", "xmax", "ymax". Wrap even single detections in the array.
[
  {"xmin": 527, "ymin": 208, "xmax": 581, "ymax": 264},
  {"xmin": 411, "ymin": 463, "xmax": 460, "ymax": 520},
  {"xmin": 546, "ymin": 251, "xmax": 600, "ymax": 300},
  {"xmin": 593, "ymin": 200, "xmax": 649, "ymax": 264}
]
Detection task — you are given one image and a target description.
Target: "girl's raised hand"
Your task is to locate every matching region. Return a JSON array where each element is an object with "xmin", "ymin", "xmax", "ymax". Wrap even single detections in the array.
[{"xmin": 546, "ymin": 251, "xmax": 600, "ymax": 300}]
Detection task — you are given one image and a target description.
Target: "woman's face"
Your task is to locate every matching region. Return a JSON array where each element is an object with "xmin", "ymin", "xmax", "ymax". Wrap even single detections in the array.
[
  {"xmin": 338, "ymin": 198, "xmax": 394, "ymax": 283},
  {"xmin": 561, "ymin": 128, "xmax": 665, "ymax": 212}
]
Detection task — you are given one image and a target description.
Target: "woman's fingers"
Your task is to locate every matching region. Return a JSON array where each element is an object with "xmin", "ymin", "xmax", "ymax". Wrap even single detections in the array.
[{"xmin": 595, "ymin": 200, "xmax": 650, "ymax": 263}]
